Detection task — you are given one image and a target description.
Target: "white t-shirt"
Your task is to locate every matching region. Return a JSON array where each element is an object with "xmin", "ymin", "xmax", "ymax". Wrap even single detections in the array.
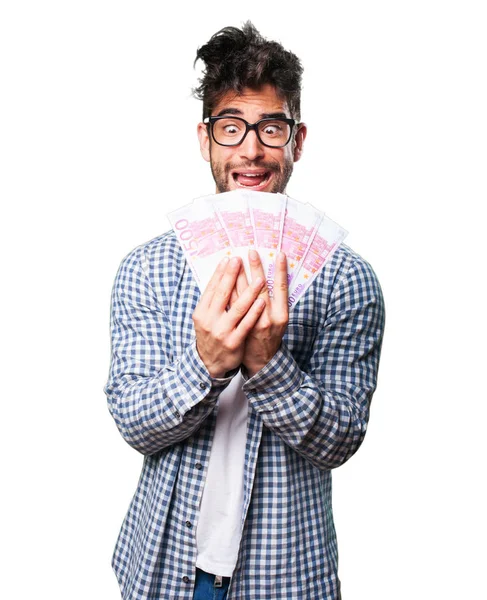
[{"xmin": 196, "ymin": 372, "xmax": 249, "ymax": 577}]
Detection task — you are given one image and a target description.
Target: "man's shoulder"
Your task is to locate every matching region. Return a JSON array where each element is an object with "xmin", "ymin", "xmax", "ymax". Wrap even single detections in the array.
[
  {"xmin": 331, "ymin": 242, "xmax": 379, "ymax": 278},
  {"xmin": 118, "ymin": 230, "xmax": 182, "ymax": 270},
  {"xmin": 111, "ymin": 230, "xmax": 195, "ymax": 313},
  {"xmin": 315, "ymin": 242, "xmax": 383, "ymax": 302},
  {"xmin": 115, "ymin": 230, "xmax": 187, "ymax": 293}
]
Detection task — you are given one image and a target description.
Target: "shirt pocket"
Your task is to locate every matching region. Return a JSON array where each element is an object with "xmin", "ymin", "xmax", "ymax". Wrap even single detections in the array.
[{"xmin": 283, "ymin": 320, "xmax": 318, "ymax": 369}]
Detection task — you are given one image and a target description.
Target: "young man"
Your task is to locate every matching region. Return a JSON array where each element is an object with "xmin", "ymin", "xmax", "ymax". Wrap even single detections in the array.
[{"xmin": 105, "ymin": 22, "xmax": 385, "ymax": 600}]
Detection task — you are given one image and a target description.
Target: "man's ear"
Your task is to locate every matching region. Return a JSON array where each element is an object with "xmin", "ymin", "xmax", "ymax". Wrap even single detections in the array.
[
  {"xmin": 293, "ymin": 123, "xmax": 307, "ymax": 162},
  {"xmin": 197, "ymin": 122, "xmax": 211, "ymax": 163}
]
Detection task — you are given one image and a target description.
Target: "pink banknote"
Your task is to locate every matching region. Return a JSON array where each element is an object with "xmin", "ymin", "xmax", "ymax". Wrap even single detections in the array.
[
  {"xmin": 246, "ymin": 191, "xmax": 287, "ymax": 296},
  {"xmin": 280, "ymin": 197, "xmax": 322, "ymax": 287},
  {"xmin": 167, "ymin": 195, "xmax": 233, "ymax": 291},
  {"xmin": 212, "ymin": 193, "xmax": 254, "ymax": 283},
  {"xmin": 287, "ymin": 214, "xmax": 348, "ymax": 310}
]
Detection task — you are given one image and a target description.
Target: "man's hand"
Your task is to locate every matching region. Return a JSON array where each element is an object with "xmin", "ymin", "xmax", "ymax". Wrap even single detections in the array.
[
  {"xmin": 192, "ymin": 256, "xmax": 266, "ymax": 378},
  {"xmin": 241, "ymin": 250, "xmax": 289, "ymax": 378}
]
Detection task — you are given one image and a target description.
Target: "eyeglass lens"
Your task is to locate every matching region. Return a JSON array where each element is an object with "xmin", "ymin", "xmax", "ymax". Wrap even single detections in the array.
[{"xmin": 212, "ymin": 118, "xmax": 291, "ymax": 147}]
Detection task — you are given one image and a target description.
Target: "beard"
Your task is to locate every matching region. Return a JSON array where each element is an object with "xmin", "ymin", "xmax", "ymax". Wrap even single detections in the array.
[{"xmin": 210, "ymin": 157, "xmax": 294, "ymax": 194}]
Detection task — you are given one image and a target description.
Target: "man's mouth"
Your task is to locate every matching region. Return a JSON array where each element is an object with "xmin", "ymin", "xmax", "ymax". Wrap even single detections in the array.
[{"xmin": 232, "ymin": 170, "xmax": 272, "ymax": 190}]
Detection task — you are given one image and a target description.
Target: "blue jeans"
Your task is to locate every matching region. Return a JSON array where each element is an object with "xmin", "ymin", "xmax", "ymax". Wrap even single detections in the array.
[{"xmin": 192, "ymin": 568, "xmax": 231, "ymax": 600}]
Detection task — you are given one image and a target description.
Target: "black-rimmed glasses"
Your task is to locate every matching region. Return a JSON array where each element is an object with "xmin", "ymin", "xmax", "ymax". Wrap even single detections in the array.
[{"xmin": 204, "ymin": 116, "xmax": 297, "ymax": 148}]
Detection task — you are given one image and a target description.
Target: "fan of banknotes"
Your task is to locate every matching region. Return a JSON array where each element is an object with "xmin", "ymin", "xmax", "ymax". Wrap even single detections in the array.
[{"xmin": 167, "ymin": 190, "xmax": 347, "ymax": 310}]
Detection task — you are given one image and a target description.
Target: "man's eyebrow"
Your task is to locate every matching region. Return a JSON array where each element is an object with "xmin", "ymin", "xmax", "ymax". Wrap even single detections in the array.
[
  {"xmin": 214, "ymin": 109, "xmax": 289, "ymax": 119},
  {"xmin": 215, "ymin": 108, "xmax": 244, "ymax": 117},
  {"xmin": 260, "ymin": 112, "xmax": 289, "ymax": 119}
]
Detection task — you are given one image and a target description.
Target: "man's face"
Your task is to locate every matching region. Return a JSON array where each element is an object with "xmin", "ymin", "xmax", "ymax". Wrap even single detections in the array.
[{"xmin": 197, "ymin": 84, "xmax": 307, "ymax": 194}]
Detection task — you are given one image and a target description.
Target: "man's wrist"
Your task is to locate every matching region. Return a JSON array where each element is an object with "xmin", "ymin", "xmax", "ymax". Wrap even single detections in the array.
[
  {"xmin": 243, "ymin": 366, "xmax": 261, "ymax": 379},
  {"xmin": 212, "ymin": 366, "xmax": 240, "ymax": 381},
  {"xmin": 243, "ymin": 347, "xmax": 281, "ymax": 379}
]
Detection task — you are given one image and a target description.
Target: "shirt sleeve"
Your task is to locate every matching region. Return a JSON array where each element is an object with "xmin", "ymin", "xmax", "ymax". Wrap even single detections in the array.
[
  {"xmin": 104, "ymin": 245, "xmax": 233, "ymax": 455},
  {"xmin": 242, "ymin": 256, "xmax": 386, "ymax": 471}
]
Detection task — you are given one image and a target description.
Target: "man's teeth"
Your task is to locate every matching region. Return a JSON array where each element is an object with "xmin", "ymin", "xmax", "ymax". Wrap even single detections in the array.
[{"xmin": 233, "ymin": 172, "xmax": 270, "ymax": 187}]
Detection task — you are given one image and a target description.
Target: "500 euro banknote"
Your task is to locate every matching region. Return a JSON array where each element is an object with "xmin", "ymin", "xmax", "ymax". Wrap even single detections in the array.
[
  {"xmin": 212, "ymin": 193, "xmax": 255, "ymax": 284},
  {"xmin": 287, "ymin": 213, "xmax": 348, "ymax": 309},
  {"xmin": 280, "ymin": 196, "xmax": 322, "ymax": 288},
  {"xmin": 167, "ymin": 195, "xmax": 233, "ymax": 291},
  {"xmin": 246, "ymin": 191, "xmax": 287, "ymax": 296}
]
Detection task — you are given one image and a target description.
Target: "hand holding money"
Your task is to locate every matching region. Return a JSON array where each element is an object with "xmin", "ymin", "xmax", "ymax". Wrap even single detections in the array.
[
  {"xmin": 168, "ymin": 190, "xmax": 348, "ymax": 311},
  {"xmin": 192, "ymin": 256, "xmax": 267, "ymax": 378},
  {"xmin": 240, "ymin": 250, "xmax": 289, "ymax": 378}
]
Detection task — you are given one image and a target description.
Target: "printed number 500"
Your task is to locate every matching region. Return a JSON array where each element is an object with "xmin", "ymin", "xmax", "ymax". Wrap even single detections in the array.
[{"xmin": 174, "ymin": 219, "xmax": 198, "ymax": 255}]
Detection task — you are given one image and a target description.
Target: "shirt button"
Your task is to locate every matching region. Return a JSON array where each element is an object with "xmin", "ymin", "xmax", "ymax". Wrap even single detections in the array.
[
  {"xmin": 195, "ymin": 462, "xmax": 203, "ymax": 470},
  {"xmin": 199, "ymin": 382, "xmax": 207, "ymax": 390},
  {"xmin": 182, "ymin": 575, "xmax": 190, "ymax": 583},
  {"xmin": 175, "ymin": 410, "xmax": 180, "ymax": 418},
  {"xmin": 185, "ymin": 520, "xmax": 192, "ymax": 528}
]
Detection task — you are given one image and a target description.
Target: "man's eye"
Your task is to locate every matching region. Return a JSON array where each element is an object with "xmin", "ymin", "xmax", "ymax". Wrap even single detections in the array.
[
  {"xmin": 224, "ymin": 125, "xmax": 239, "ymax": 134},
  {"xmin": 262, "ymin": 124, "xmax": 283, "ymax": 136},
  {"xmin": 221, "ymin": 122, "xmax": 243, "ymax": 135}
]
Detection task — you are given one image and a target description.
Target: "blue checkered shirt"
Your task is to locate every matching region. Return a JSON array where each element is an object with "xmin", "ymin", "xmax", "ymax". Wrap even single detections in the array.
[{"xmin": 104, "ymin": 231, "xmax": 385, "ymax": 599}]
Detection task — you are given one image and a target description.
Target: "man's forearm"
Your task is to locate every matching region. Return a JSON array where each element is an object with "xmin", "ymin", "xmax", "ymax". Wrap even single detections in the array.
[{"xmin": 105, "ymin": 339, "xmax": 235, "ymax": 455}]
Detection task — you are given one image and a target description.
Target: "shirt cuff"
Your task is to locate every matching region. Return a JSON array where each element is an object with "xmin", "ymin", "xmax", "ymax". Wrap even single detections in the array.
[
  {"xmin": 241, "ymin": 342, "xmax": 303, "ymax": 411},
  {"xmin": 162, "ymin": 339, "xmax": 236, "ymax": 418}
]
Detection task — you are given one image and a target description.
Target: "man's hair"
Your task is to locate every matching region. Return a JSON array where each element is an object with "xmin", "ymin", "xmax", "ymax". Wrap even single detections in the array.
[{"xmin": 193, "ymin": 21, "xmax": 303, "ymax": 121}]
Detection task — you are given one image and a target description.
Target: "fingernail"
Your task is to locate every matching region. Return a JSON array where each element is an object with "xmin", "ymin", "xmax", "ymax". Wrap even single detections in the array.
[
  {"xmin": 253, "ymin": 276, "xmax": 263, "ymax": 287},
  {"xmin": 249, "ymin": 249, "xmax": 259, "ymax": 261},
  {"xmin": 278, "ymin": 252, "xmax": 286, "ymax": 263},
  {"xmin": 230, "ymin": 257, "xmax": 240, "ymax": 266}
]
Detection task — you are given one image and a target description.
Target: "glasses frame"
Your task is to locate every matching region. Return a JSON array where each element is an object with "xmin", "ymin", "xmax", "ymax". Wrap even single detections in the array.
[{"xmin": 204, "ymin": 116, "xmax": 297, "ymax": 148}]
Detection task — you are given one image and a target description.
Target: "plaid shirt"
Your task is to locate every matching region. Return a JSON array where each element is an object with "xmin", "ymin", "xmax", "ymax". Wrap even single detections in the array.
[{"xmin": 105, "ymin": 231, "xmax": 385, "ymax": 600}]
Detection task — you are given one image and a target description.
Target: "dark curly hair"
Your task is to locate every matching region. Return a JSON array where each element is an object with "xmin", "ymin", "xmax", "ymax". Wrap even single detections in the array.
[{"xmin": 193, "ymin": 21, "xmax": 303, "ymax": 121}]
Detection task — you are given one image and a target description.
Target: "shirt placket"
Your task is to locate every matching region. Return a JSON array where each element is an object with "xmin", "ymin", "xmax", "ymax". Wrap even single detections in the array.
[
  {"xmin": 176, "ymin": 407, "xmax": 219, "ymax": 597},
  {"xmin": 226, "ymin": 408, "xmax": 264, "ymax": 599}
]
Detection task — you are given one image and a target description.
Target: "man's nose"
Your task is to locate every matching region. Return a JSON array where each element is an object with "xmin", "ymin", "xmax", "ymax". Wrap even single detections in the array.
[{"xmin": 238, "ymin": 129, "xmax": 265, "ymax": 161}]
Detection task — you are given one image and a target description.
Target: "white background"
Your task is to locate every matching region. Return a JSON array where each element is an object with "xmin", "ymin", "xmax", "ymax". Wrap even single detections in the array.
[{"xmin": 1, "ymin": 1, "xmax": 486, "ymax": 598}]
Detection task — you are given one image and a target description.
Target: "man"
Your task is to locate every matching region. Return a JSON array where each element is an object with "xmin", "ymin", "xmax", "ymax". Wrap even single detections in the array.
[{"xmin": 105, "ymin": 22, "xmax": 385, "ymax": 600}]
